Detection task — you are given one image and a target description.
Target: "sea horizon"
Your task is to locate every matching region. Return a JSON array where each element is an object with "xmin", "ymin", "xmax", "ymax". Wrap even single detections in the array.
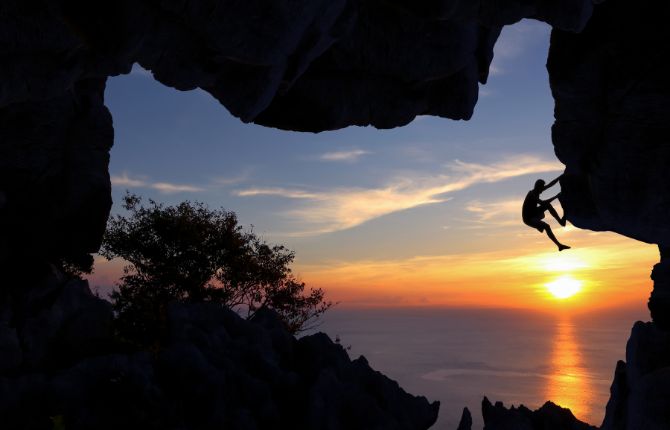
[{"xmin": 316, "ymin": 305, "xmax": 649, "ymax": 428}]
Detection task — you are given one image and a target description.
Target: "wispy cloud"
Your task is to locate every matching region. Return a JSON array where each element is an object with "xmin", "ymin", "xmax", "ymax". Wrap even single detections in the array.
[
  {"xmin": 111, "ymin": 172, "xmax": 204, "ymax": 194},
  {"xmin": 235, "ymin": 155, "xmax": 563, "ymax": 235},
  {"xmin": 111, "ymin": 173, "xmax": 145, "ymax": 188},
  {"xmin": 319, "ymin": 149, "xmax": 371, "ymax": 162},
  {"xmin": 464, "ymin": 199, "xmax": 522, "ymax": 227},
  {"xmin": 236, "ymin": 188, "xmax": 322, "ymax": 199},
  {"xmin": 479, "ymin": 87, "xmax": 495, "ymax": 98},
  {"xmin": 488, "ymin": 64, "xmax": 502, "ymax": 77},
  {"xmin": 211, "ymin": 170, "xmax": 252, "ymax": 187},
  {"xmin": 150, "ymin": 182, "xmax": 204, "ymax": 193}
]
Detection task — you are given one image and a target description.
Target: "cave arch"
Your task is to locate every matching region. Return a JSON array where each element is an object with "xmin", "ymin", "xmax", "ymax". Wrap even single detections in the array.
[{"xmin": 1, "ymin": 0, "xmax": 669, "ymax": 318}]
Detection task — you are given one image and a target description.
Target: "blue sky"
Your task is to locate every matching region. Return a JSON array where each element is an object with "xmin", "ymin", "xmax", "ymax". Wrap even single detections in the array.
[
  {"xmin": 106, "ymin": 20, "xmax": 555, "ymax": 255},
  {"xmin": 96, "ymin": 19, "xmax": 658, "ymax": 309}
]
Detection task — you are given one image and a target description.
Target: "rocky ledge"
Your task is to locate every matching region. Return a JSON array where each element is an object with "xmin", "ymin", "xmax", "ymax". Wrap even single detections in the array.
[
  {"xmin": 468, "ymin": 397, "xmax": 596, "ymax": 430},
  {"xmin": 0, "ymin": 268, "xmax": 439, "ymax": 430}
]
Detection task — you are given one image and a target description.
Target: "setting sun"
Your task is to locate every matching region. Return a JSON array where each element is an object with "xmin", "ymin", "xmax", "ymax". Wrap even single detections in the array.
[{"xmin": 546, "ymin": 276, "xmax": 582, "ymax": 299}]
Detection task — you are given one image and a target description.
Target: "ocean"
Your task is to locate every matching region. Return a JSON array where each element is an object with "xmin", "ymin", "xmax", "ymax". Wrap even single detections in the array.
[{"xmin": 316, "ymin": 307, "xmax": 648, "ymax": 429}]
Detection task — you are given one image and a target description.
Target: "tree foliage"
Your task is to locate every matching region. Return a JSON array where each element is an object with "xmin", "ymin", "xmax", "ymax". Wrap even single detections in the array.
[
  {"xmin": 101, "ymin": 193, "xmax": 332, "ymax": 344},
  {"xmin": 57, "ymin": 253, "xmax": 94, "ymax": 279}
]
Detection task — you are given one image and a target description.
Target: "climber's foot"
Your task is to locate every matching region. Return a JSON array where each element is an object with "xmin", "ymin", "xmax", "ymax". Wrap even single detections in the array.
[{"xmin": 558, "ymin": 244, "xmax": 571, "ymax": 252}]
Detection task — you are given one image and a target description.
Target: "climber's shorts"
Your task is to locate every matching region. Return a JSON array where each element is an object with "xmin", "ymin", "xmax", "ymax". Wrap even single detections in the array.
[{"xmin": 525, "ymin": 218, "xmax": 549, "ymax": 233}]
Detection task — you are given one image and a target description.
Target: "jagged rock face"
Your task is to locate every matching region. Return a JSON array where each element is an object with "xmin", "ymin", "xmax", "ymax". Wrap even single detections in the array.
[
  {"xmin": 601, "ymin": 360, "xmax": 628, "ymax": 430},
  {"xmin": 548, "ymin": 0, "xmax": 670, "ymax": 326},
  {"xmin": 601, "ymin": 322, "xmax": 670, "ymax": 430},
  {"xmin": 479, "ymin": 397, "xmax": 597, "ymax": 430},
  {"xmin": 0, "ymin": 270, "xmax": 439, "ymax": 429},
  {"xmin": 549, "ymin": 0, "xmax": 670, "ymax": 247},
  {"xmin": 0, "ymin": 0, "xmax": 597, "ymax": 268},
  {"xmin": 0, "ymin": 79, "xmax": 113, "ymax": 264}
]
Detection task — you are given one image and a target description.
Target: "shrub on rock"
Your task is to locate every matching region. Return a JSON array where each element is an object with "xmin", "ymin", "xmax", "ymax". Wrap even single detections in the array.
[{"xmin": 101, "ymin": 193, "xmax": 331, "ymax": 345}]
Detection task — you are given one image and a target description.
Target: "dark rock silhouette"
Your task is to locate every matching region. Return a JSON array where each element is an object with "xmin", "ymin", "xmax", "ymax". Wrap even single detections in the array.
[
  {"xmin": 2, "ymin": 0, "xmax": 670, "ymax": 428},
  {"xmin": 456, "ymin": 407, "xmax": 473, "ymax": 430},
  {"xmin": 601, "ymin": 361, "xmax": 628, "ymax": 430},
  {"xmin": 0, "ymin": 267, "xmax": 439, "ymax": 429},
  {"xmin": 550, "ymin": 0, "xmax": 670, "ymax": 246},
  {"xmin": 649, "ymin": 248, "xmax": 670, "ymax": 330},
  {"xmin": 0, "ymin": 0, "xmax": 596, "ymax": 273},
  {"xmin": 547, "ymin": 0, "xmax": 670, "ymax": 326},
  {"xmin": 600, "ymin": 322, "xmax": 670, "ymax": 430},
  {"xmin": 481, "ymin": 397, "xmax": 597, "ymax": 430},
  {"xmin": 0, "ymin": 79, "xmax": 113, "ymax": 271}
]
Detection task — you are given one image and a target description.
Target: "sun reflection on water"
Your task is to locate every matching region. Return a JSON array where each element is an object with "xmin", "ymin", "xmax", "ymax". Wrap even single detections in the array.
[{"xmin": 544, "ymin": 319, "xmax": 592, "ymax": 422}]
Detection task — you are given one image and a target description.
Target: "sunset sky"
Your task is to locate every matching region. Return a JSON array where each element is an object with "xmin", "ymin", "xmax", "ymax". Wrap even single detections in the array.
[{"xmin": 91, "ymin": 19, "xmax": 659, "ymax": 312}]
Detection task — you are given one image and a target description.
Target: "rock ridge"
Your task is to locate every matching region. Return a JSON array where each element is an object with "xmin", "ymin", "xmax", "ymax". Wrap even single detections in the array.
[{"xmin": 0, "ymin": 268, "xmax": 439, "ymax": 429}]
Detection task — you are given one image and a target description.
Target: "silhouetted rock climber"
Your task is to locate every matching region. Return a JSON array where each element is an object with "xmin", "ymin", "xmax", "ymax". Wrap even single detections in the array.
[{"xmin": 522, "ymin": 175, "xmax": 570, "ymax": 251}]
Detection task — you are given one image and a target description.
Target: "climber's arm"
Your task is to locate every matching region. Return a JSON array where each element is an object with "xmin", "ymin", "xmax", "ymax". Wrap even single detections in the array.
[{"xmin": 543, "ymin": 174, "xmax": 563, "ymax": 191}]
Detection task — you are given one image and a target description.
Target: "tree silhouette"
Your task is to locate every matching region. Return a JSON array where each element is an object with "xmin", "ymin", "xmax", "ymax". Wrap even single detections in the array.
[{"xmin": 101, "ymin": 193, "xmax": 331, "ymax": 344}]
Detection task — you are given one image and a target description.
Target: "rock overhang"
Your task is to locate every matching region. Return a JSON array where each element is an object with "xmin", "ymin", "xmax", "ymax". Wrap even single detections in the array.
[{"xmin": 5, "ymin": 0, "xmax": 670, "ymax": 267}]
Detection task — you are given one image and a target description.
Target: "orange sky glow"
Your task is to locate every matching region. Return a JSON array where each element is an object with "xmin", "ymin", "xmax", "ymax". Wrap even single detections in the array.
[
  {"xmin": 90, "ymin": 225, "xmax": 659, "ymax": 315},
  {"xmin": 292, "ymin": 230, "xmax": 658, "ymax": 313}
]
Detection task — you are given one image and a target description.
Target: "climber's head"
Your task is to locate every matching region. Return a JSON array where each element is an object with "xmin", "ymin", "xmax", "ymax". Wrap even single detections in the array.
[{"xmin": 534, "ymin": 179, "xmax": 545, "ymax": 192}]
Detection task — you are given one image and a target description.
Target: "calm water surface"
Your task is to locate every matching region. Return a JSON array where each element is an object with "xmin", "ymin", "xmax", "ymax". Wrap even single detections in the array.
[{"xmin": 317, "ymin": 307, "xmax": 647, "ymax": 429}]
